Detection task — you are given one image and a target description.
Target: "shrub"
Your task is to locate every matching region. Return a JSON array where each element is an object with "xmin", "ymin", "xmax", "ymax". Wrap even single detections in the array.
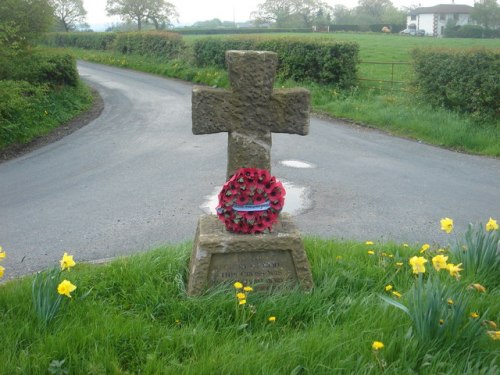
[
  {"xmin": 176, "ymin": 28, "xmax": 312, "ymax": 35},
  {"xmin": 412, "ymin": 48, "xmax": 500, "ymax": 122},
  {"xmin": 41, "ymin": 32, "xmax": 117, "ymax": 50},
  {"xmin": 114, "ymin": 31, "xmax": 184, "ymax": 58},
  {"xmin": 193, "ymin": 37, "xmax": 359, "ymax": 87}
]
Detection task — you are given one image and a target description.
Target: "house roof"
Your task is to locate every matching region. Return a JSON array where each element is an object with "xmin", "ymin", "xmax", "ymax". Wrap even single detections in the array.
[{"xmin": 410, "ymin": 4, "xmax": 474, "ymax": 15}]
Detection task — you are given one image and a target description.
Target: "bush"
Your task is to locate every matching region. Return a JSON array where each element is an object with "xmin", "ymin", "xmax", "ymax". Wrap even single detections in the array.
[
  {"xmin": 0, "ymin": 51, "xmax": 79, "ymax": 87},
  {"xmin": 176, "ymin": 28, "xmax": 312, "ymax": 35},
  {"xmin": 193, "ymin": 37, "xmax": 359, "ymax": 87},
  {"xmin": 41, "ymin": 32, "xmax": 117, "ymax": 50},
  {"xmin": 114, "ymin": 31, "xmax": 184, "ymax": 58},
  {"xmin": 412, "ymin": 48, "xmax": 499, "ymax": 122}
]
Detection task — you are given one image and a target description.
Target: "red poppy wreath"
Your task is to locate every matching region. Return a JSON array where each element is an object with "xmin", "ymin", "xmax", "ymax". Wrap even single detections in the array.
[{"xmin": 216, "ymin": 168, "xmax": 286, "ymax": 234}]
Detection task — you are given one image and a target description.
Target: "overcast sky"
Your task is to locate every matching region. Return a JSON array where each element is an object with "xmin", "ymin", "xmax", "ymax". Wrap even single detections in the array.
[{"xmin": 83, "ymin": 0, "xmax": 477, "ymax": 30}]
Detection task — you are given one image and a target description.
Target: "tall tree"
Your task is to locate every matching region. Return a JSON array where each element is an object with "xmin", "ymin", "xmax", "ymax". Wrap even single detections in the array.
[
  {"xmin": 51, "ymin": 0, "xmax": 87, "ymax": 32},
  {"xmin": 251, "ymin": 0, "xmax": 332, "ymax": 28},
  {"xmin": 106, "ymin": 0, "xmax": 177, "ymax": 31},
  {"xmin": 471, "ymin": 0, "xmax": 500, "ymax": 29},
  {"xmin": 356, "ymin": 0, "xmax": 395, "ymax": 23}
]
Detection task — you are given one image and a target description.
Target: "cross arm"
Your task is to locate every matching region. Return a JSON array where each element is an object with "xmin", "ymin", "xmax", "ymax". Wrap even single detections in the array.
[
  {"xmin": 192, "ymin": 86, "xmax": 233, "ymax": 135},
  {"xmin": 269, "ymin": 88, "xmax": 310, "ymax": 135}
]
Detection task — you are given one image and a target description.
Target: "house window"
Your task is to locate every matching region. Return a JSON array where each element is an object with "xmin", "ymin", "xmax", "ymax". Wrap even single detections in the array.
[
  {"xmin": 440, "ymin": 14, "xmax": 446, "ymax": 20},
  {"xmin": 411, "ymin": 15, "xmax": 416, "ymax": 21}
]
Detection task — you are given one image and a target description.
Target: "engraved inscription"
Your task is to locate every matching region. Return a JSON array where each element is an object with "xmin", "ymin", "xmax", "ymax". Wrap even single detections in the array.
[{"xmin": 208, "ymin": 251, "xmax": 298, "ymax": 287}]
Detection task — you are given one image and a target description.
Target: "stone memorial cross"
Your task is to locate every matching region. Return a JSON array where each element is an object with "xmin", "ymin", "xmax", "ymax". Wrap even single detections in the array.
[{"xmin": 192, "ymin": 50, "xmax": 310, "ymax": 178}]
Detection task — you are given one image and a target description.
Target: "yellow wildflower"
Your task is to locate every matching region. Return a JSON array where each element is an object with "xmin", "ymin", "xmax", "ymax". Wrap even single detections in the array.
[
  {"xmin": 367, "ymin": 250, "xmax": 375, "ymax": 255},
  {"xmin": 243, "ymin": 286, "xmax": 253, "ymax": 292},
  {"xmin": 57, "ymin": 279, "xmax": 77, "ymax": 298},
  {"xmin": 395, "ymin": 262, "xmax": 403, "ymax": 267},
  {"xmin": 0, "ymin": 265, "xmax": 4, "ymax": 278},
  {"xmin": 60, "ymin": 252, "xmax": 76, "ymax": 271},
  {"xmin": 487, "ymin": 331, "xmax": 500, "ymax": 340},
  {"xmin": 365, "ymin": 241, "xmax": 374, "ymax": 245},
  {"xmin": 470, "ymin": 312, "xmax": 479, "ymax": 319},
  {"xmin": 403, "ymin": 244, "xmax": 409, "ymax": 247},
  {"xmin": 438, "ymin": 248, "xmax": 446, "ymax": 253},
  {"xmin": 372, "ymin": 341, "xmax": 384, "ymax": 350},
  {"xmin": 236, "ymin": 292, "xmax": 246, "ymax": 300},
  {"xmin": 238, "ymin": 299, "xmax": 247, "ymax": 305},
  {"xmin": 432, "ymin": 254, "xmax": 448, "ymax": 271},
  {"xmin": 486, "ymin": 217, "xmax": 498, "ymax": 232},
  {"xmin": 419, "ymin": 244, "xmax": 430, "ymax": 253},
  {"xmin": 409, "ymin": 256, "xmax": 427, "ymax": 274},
  {"xmin": 468, "ymin": 283, "xmax": 486, "ymax": 293},
  {"xmin": 447, "ymin": 263, "xmax": 463, "ymax": 278},
  {"xmin": 392, "ymin": 291, "xmax": 402, "ymax": 298},
  {"xmin": 233, "ymin": 282, "xmax": 243, "ymax": 289},
  {"xmin": 385, "ymin": 285, "xmax": 393, "ymax": 291},
  {"xmin": 268, "ymin": 316, "xmax": 276, "ymax": 323},
  {"xmin": 381, "ymin": 252, "xmax": 387, "ymax": 257},
  {"xmin": 440, "ymin": 217, "xmax": 454, "ymax": 234},
  {"xmin": 175, "ymin": 319, "xmax": 181, "ymax": 325},
  {"xmin": 0, "ymin": 245, "xmax": 5, "ymax": 259},
  {"xmin": 483, "ymin": 320, "xmax": 497, "ymax": 329},
  {"xmin": 439, "ymin": 319, "xmax": 445, "ymax": 325},
  {"xmin": 388, "ymin": 254, "xmax": 394, "ymax": 258},
  {"xmin": 447, "ymin": 298, "xmax": 454, "ymax": 305}
]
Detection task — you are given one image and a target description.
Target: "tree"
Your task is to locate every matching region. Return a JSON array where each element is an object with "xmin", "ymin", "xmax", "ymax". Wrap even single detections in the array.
[
  {"xmin": 51, "ymin": 0, "xmax": 87, "ymax": 32},
  {"xmin": 355, "ymin": 0, "xmax": 395, "ymax": 23},
  {"xmin": 251, "ymin": 0, "xmax": 333, "ymax": 28},
  {"xmin": 0, "ymin": 0, "xmax": 54, "ymax": 54},
  {"xmin": 106, "ymin": 0, "xmax": 177, "ymax": 31},
  {"xmin": 471, "ymin": 0, "xmax": 500, "ymax": 29}
]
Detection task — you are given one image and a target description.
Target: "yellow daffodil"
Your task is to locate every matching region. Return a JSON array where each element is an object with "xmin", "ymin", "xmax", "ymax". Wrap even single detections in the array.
[
  {"xmin": 60, "ymin": 252, "xmax": 76, "ymax": 271},
  {"xmin": 470, "ymin": 312, "xmax": 479, "ymax": 319},
  {"xmin": 447, "ymin": 298, "xmax": 454, "ymax": 305},
  {"xmin": 438, "ymin": 248, "xmax": 446, "ymax": 253},
  {"xmin": 395, "ymin": 262, "xmax": 403, "ymax": 267},
  {"xmin": 409, "ymin": 256, "xmax": 427, "ymax": 274},
  {"xmin": 432, "ymin": 254, "xmax": 448, "ymax": 271},
  {"xmin": 487, "ymin": 331, "xmax": 500, "ymax": 340},
  {"xmin": 233, "ymin": 282, "xmax": 243, "ymax": 289},
  {"xmin": 486, "ymin": 217, "xmax": 498, "ymax": 232},
  {"xmin": 372, "ymin": 341, "xmax": 384, "ymax": 350},
  {"xmin": 243, "ymin": 286, "xmax": 253, "ymax": 292},
  {"xmin": 57, "ymin": 279, "xmax": 77, "ymax": 298},
  {"xmin": 238, "ymin": 299, "xmax": 247, "ymax": 305},
  {"xmin": 447, "ymin": 263, "xmax": 463, "ymax": 278},
  {"xmin": 385, "ymin": 285, "xmax": 393, "ymax": 291},
  {"xmin": 392, "ymin": 291, "xmax": 402, "ymax": 298},
  {"xmin": 365, "ymin": 241, "xmax": 374, "ymax": 245},
  {"xmin": 483, "ymin": 320, "xmax": 497, "ymax": 329},
  {"xmin": 0, "ymin": 265, "xmax": 4, "ymax": 278},
  {"xmin": 268, "ymin": 316, "xmax": 276, "ymax": 323},
  {"xmin": 468, "ymin": 283, "xmax": 486, "ymax": 293},
  {"xmin": 236, "ymin": 292, "xmax": 246, "ymax": 300},
  {"xmin": 419, "ymin": 244, "xmax": 430, "ymax": 253},
  {"xmin": 367, "ymin": 250, "xmax": 375, "ymax": 255},
  {"xmin": 440, "ymin": 217, "xmax": 454, "ymax": 234}
]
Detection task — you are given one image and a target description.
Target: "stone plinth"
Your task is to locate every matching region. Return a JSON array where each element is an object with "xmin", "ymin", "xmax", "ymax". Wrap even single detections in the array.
[{"xmin": 187, "ymin": 213, "xmax": 313, "ymax": 295}]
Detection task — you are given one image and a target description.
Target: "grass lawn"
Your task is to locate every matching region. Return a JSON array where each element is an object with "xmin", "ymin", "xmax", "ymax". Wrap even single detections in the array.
[{"xmin": 1, "ymin": 227, "xmax": 499, "ymax": 374}]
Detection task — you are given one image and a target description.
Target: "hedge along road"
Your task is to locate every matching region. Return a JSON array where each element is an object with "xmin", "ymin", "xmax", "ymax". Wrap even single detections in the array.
[{"xmin": 1, "ymin": 61, "xmax": 499, "ymax": 278}]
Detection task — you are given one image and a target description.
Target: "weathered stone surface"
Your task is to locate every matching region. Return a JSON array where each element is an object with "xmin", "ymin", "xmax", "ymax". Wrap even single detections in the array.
[
  {"xmin": 192, "ymin": 50, "xmax": 310, "ymax": 179},
  {"xmin": 187, "ymin": 214, "xmax": 313, "ymax": 295}
]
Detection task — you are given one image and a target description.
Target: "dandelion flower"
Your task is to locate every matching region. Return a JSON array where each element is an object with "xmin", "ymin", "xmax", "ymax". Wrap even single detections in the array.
[
  {"xmin": 243, "ymin": 286, "xmax": 253, "ymax": 292},
  {"xmin": 409, "ymin": 256, "xmax": 427, "ymax": 274},
  {"xmin": 470, "ymin": 312, "xmax": 479, "ymax": 319},
  {"xmin": 367, "ymin": 250, "xmax": 375, "ymax": 255},
  {"xmin": 57, "ymin": 279, "xmax": 77, "ymax": 298},
  {"xmin": 419, "ymin": 244, "xmax": 430, "ymax": 253},
  {"xmin": 487, "ymin": 331, "xmax": 500, "ymax": 340},
  {"xmin": 238, "ymin": 299, "xmax": 247, "ymax": 305},
  {"xmin": 468, "ymin": 283, "xmax": 486, "ymax": 293},
  {"xmin": 432, "ymin": 254, "xmax": 448, "ymax": 271},
  {"xmin": 385, "ymin": 285, "xmax": 393, "ymax": 291},
  {"xmin": 60, "ymin": 252, "xmax": 76, "ymax": 271},
  {"xmin": 372, "ymin": 341, "xmax": 384, "ymax": 350},
  {"xmin": 0, "ymin": 265, "xmax": 4, "ymax": 278},
  {"xmin": 486, "ymin": 218, "xmax": 498, "ymax": 232},
  {"xmin": 233, "ymin": 282, "xmax": 243, "ymax": 289},
  {"xmin": 447, "ymin": 263, "xmax": 463, "ymax": 278},
  {"xmin": 392, "ymin": 291, "xmax": 402, "ymax": 298},
  {"xmin": 236, "ymin": 292, "xmax": 246, "ymax": 300},
  {"xmin": 365, "ymin": 241, "xmax": 374, "ymax": 245},
  {"xmin": 268, "ymin": 316, "xmax": 276, "ymax": 323},
  {"xmin": 440, "ymin": 218, "xmax": 454, "ymax": 234}
]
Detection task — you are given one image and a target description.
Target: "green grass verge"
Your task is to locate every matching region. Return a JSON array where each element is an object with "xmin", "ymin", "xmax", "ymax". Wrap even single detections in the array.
[
  {"xmin": 48, "ymin": 40, "xmax": 500, "ymax": 157},
  {"xmin": 0, "ymin": 238, "xmax": 499, "ymax": 374},
  {"xmin": 0, "ymin": 81, "xmax": 93, "ymax": 151}
]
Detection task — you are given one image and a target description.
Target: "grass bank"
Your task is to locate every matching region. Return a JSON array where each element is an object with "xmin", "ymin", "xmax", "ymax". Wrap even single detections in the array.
[
  {"xmin": 52, "ymin": 41, "xmax": 500, "ymax": 157},
  {"xmin": 1, "ymin": 233, "xmax": 499, "ymax": 373}
]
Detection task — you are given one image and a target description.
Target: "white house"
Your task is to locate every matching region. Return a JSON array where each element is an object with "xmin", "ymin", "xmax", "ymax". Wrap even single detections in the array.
[{"xmin": 407, "ymin": 4, "xmax": 474, "ymax": 37}]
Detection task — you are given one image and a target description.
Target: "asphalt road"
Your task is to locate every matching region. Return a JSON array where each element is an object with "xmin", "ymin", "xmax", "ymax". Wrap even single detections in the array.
[{"xmin": 1, "ymin": 61, "xmax": 499, "ymax": 278}]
